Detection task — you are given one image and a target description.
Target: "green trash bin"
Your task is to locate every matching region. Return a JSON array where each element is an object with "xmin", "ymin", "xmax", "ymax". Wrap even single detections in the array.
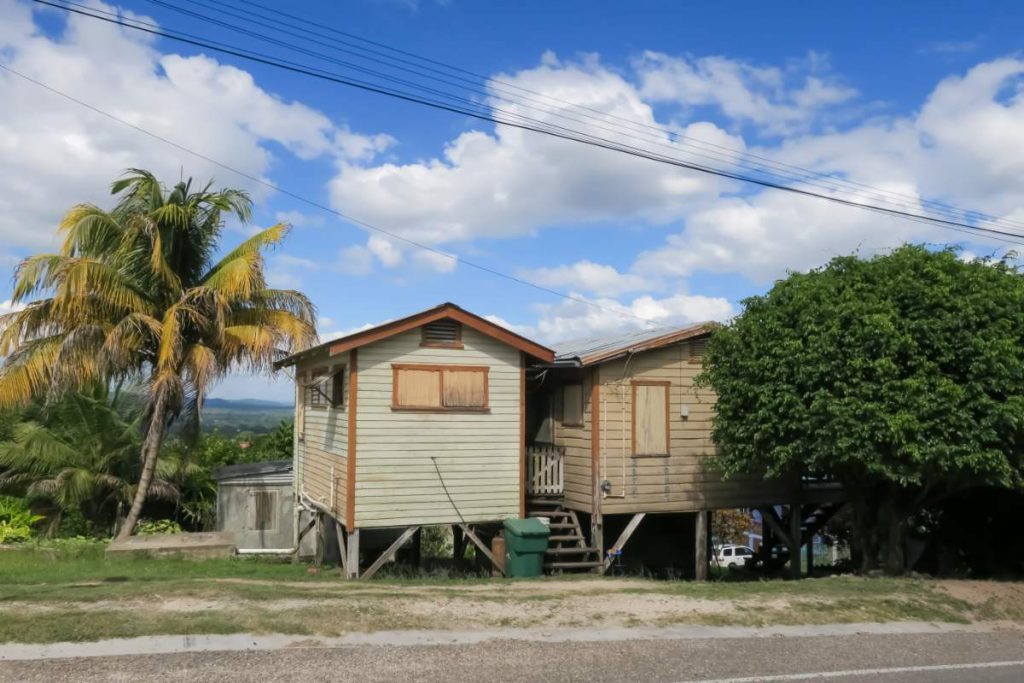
[{"xmin": 503, "ymin": 518, "xmax": 550, "ymax": 577}]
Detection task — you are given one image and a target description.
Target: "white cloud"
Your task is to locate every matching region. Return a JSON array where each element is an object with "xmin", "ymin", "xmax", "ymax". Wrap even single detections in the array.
[
  {"xmin": 634, "ymin": 58, "xmax": 1024, "ymax": 282},
  {"xmin": 0, "ymin": 0, "xmax": 386, "ymax": 252},
  {"xmin": 328, "ymin": 55, "xmax": 736, "ymax": 247},
  {"xmin": 634, "ymin": 51, "xmax": 855, "ymax": 133},
  {"xmin": 412, "ymin": 248, "xmax": 457, "ymax": 273},
  {"xmin": 529, "ymin": 291, "xmax": 734, "ymax": 344},
  {"xmin": 275, "ymin": 209, "xmax": 323, "ymax": 228},
  {"xmin": 367, "ymin": 235, "xmax": 403, "ymax": 267},
  {"xmin": 336, "ymin": 244, "xmax": 374, "ymax": 276},
  {"xmin": 0, "ymin": 299, "xmax": 27, "ymax": 315},
  {"xmin": 520, "ymin": 260, "xmax": 655, "ymax": 297}
]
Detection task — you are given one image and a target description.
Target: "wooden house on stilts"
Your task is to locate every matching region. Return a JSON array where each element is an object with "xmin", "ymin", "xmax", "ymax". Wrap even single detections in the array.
[{"xmin": 276, "ymin": 303, "xmax": 842, "ymax": 578}]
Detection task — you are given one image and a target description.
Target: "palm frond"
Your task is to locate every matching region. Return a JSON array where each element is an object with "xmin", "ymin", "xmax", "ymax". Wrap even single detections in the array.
[
  {"xmin": 59, "ymin": 205, "xmax": 123, "ymax": 257},
  {"xmin": 201, "ymin": 224, "xmax": 287, "ymax": 299},
  {"xmin": 0, "ymin": 336, "xmax": 63, "ymax": 407},
  {"xmin": 10, "ymin": 254, "xmax": 67, "ymax": 302}
]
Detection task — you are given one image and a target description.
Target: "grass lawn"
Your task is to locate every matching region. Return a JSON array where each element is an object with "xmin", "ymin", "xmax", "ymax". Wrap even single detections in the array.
[{"xmin": 2, "ymin": 545, "xmax": 1022, "ymax": 644}]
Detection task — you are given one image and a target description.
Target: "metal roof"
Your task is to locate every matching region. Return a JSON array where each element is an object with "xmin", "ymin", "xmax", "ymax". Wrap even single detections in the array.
[
  {"xmin": 213, "ymin": 459, "xmax": 292, "ymax": 482},
  {"xmin": 274, "ymin": 302, "xmax": 554, "ymax": 368},
  {"xmin": 552, "ymin": 322, "xmax": 716, "ymax": 367}
]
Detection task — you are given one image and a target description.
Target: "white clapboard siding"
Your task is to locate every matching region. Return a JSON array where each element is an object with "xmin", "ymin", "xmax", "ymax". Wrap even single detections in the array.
[
  {"xmin": 294, "ymin": 351, "xmax": 349, "ymax": 524},
  {"xmin": 354, "ymin": 327, "xmax": 522, "ymax": 528}
]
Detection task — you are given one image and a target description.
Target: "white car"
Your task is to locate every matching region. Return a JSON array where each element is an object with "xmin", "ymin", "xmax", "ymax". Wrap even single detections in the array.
[{"xmin": 715, "ymin": 544, "xmax": 754, "ymax": 568}]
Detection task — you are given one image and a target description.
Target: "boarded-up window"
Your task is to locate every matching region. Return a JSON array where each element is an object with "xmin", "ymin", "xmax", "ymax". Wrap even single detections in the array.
[
  {"xmin": 443, "ymin": 368, "xmax": 486, "ymax": 407},
  {"xmin": 392, "ymin": 364, "xmax": 488, "ymax": 410},
  {"xmin": 562, "ymin": 384, "xmax": 584, "ymax": 427},
  {"xmin": 421, "ymin": 319, "xmax": 462, "ymax": 348},
  {"xmin": 249, "ymin": 490, "xmax": 278, "ymax": 531},
  {"xmin": 632, "ymin": 381, "xmax": 669, "ymax": 456}
]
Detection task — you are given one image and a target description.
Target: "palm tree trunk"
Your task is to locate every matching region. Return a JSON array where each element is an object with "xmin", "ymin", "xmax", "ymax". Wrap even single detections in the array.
[{"xmin": 117, "ymin": 391, "xmax": 169, "ymax": 540}]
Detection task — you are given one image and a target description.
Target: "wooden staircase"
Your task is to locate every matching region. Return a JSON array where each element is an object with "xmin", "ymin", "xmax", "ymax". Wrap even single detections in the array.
[{"xmin": 527, "ymin": 498, "xmax": 602, "ymax": 572}]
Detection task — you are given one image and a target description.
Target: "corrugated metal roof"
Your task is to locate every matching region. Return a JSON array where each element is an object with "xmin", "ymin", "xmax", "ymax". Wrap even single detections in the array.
[
  {"xmin": 213, "ymin": 459, "xmax": 292, "ymax": 481},
  {"xmin": 552, "ymin": 322, "xmax": 715, "ymax": 366}
]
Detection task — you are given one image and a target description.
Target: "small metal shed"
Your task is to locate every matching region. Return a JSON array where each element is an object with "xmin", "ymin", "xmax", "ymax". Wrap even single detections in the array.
[{"xmin": 213, "ymin": 459, "xmax": 315, "ymax": 554}]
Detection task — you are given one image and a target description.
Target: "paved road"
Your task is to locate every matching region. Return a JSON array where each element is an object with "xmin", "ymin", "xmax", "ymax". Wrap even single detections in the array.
[{"xmin": 3, "ymin": 630, "xmax": 1024, "ymax": 682}]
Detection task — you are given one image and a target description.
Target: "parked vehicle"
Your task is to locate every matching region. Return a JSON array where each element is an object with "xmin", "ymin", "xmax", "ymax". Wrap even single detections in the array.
[{"xmin": 715, "ymin": 544, "xmax": 754, "ymax": 568}]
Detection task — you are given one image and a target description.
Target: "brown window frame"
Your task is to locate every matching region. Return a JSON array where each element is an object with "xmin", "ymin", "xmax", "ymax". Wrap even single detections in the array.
[
  {"xmin": 305, "ymin": 365, "xmax": 345, "ymax": 410},
  {"xmin": 561, "ymin": 383, "xmax": 584, "ymax": 427},
  {"xmin": 420, "ymin": 320, "xmax": 464, "ymax": 349},
  {"xmin": 631, "ymin": 379, "xmax": 671, "ymax": 458},
  {"xmin": 391, "ymin": 363, "xmax": 490, "ymax": 412}
]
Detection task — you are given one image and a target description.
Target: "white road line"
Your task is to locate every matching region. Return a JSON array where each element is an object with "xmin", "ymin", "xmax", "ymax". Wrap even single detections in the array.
[{"xmin": 676, "ymin": 659, "xmax": 1024, "ymax": 683}]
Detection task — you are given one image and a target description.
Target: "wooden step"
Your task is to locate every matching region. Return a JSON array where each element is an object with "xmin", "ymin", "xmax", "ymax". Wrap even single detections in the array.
[
  {"xmin": 545, "ymin": 546, "xmax": 599, "ymax": 555},
  {"xmin": 527, "ymin": 499, "xmax": 565, "ymax": 507},
  {"xmin": 546, "ymin": 523, "xmax": 576, "ymax": 530},
  {"xmin": 548, "ymin": 534, "xmax": 583, "ymax": 542},
  {"xmin": 528, "ymin": 510, "xmax": 571, "ymax": 518},
  {"xmin": 544, "ymin": 561, "xmax": 604, "ymax": 569}
]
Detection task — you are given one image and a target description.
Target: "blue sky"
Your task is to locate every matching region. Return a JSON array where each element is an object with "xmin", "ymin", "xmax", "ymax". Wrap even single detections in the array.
[{"xmin": 2, "ymin": 0, "xmax": 1023, "ymax": 401}]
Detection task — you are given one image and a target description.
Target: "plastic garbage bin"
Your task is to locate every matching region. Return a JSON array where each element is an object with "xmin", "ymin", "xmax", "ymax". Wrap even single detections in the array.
[{"xmin": 503, "ymin": 518, "xmax": 550, "ymax": 577}]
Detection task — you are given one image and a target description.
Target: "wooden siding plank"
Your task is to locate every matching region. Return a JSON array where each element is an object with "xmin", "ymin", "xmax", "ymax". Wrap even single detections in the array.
[{"xmin": 353, "ymin": 327, "xmax": 522, "ymax": 529}]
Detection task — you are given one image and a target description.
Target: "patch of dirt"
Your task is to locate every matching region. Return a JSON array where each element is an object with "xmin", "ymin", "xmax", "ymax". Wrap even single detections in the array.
[
  {"xmin": 937, "ymin": 580, "xmax": 1024, "ymax": 606},
  {"xmin": 1, "ymin": 587, "xmax": 796, "ymax": 630}
]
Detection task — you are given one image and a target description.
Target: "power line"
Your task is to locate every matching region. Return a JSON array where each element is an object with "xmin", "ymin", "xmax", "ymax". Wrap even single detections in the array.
[
  {"xmin": 34, "ymin": 0, "xmax": 1024, "ymax": 245},
  {"xmin": 0, "ymin": 61, "xmax": 676, "ymax": 330},
  {"xmin": 176, "ymin": 0, "xmax": 1024, "ymax": 234}
]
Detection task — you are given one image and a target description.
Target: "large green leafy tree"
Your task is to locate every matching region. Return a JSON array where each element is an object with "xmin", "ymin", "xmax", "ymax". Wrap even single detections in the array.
[
  {"xmin": 700, "ymin": 245, "xmax": 1024, "ymax": 573},
  {"xmin": 0, "ymin": 170, "xmax": 317, "ymax": 538}
]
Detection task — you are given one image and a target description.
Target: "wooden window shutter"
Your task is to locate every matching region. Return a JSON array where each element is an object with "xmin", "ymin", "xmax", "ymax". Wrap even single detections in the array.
[
  {"xmin": 421, "ymin": 319, "xmax": 462, "ymax": 347},
  {"xmin": 562, "ymin": 384, "xmax": 583, "ymax": 426},
  {"xmin": 395, "ymin": 368, "xmax": 442, "ymax": 408},
  {"xmin": 633, "ymin": 382, "xmax": 669, "ymax": 456},
  {"xmin": 306, "ymin": 367, "xmax": 329, "ymax": 408},
  {"xmin": 442, "ymin": 368, "xmax": 487, "ymax": 408}
]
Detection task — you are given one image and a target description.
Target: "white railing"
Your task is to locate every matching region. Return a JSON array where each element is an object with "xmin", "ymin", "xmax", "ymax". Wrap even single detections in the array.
[{"xmin": 527, "ymin": 445, "xmax": 564, "ymax": 495}]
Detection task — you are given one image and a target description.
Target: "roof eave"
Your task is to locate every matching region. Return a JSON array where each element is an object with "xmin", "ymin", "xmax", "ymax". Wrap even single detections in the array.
[
  {"xmin": 574, "ymin": 323, "xmax": 718, "ymax": 367},
  {"xmin": 274, "ymin": 302, "xmax": 555, "ymax": 368}
]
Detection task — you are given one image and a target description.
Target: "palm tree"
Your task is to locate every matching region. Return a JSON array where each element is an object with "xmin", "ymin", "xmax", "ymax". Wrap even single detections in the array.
[
  {"xmin": 0, "ymin": 385, "xmax": 176, "ymax": 533},
  {"xmin": 0, "ymin": 170, "xmax": 317, "ymax": 538}
]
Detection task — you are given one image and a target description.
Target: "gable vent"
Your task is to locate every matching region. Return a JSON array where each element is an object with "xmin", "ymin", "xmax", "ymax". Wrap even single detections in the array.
[
  {"xmin": 421, "ymin": 319, "xmax": 462, "ymax": 347},
  {"xmin": 689, "ymin": 337, "xmax": 708, "ymax": 363}
]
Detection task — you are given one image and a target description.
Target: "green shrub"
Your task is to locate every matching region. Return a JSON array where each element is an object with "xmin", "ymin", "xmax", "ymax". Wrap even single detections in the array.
[
  {"xmin": 136, "ymin": 519, "xmax": 183, "ymax": 536},
  {"xmin": 33, "ymin": 536, "xmax": 109, "ymax": 559},
  {"xmin": 0, "ymin": 496, "xmax": 43, "ymax": 544}
]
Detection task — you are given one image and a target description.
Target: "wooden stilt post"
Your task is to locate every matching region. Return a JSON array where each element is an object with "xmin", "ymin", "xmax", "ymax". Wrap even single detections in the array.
[
  {"xmin": 452, "ymin": 524, "xmax": 465, "ymax": 568},
  {"xmin": 346, "ymin": 528, "xmax": 360, "ymax": 579},
  {"xmin": 313, "ymin": 512, "xmax": 324, "ymax": 567},
  {"xmin": 590, "ymin": 367, "xmax": 603, "ymax": 562},
  {"xmin": 805, "ymin": 531, "xmax": 814, "ymax": 575},
  {"xmin": 334, "ymin": 521, "xmax": 348, "ymax": 577},
  {"xmin": 695, "ymin": 509, "xmax": 709, "ymax": 581},
  {"xmin": 603, "ymin": 512, "xmax": 646, "ymax": 572},
  {"xmin": 362, "ymin": 526, "xmax": 419, "ymax": 580},
  {"xmin": 789, "ymin": 503, "xmax": 802, "ymax": 580},
  {"xmin": 459, "ymin": 523, "xmax": 506, "ymax": 576},
  {"xmin": 411, "ymin": 527, "xmax": 422, "ymax": 569}
]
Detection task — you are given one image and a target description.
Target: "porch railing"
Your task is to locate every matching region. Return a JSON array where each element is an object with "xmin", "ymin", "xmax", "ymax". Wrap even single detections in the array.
[{"xmin": 526, "ymin": 445, "xmax": 564, "ymax": 496}]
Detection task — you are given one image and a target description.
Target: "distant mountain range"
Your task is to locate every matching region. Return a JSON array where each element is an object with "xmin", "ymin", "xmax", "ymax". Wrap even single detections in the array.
[{"xmin": 204, "ymin": 398, "xmax": 293, "ymax": 411}]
